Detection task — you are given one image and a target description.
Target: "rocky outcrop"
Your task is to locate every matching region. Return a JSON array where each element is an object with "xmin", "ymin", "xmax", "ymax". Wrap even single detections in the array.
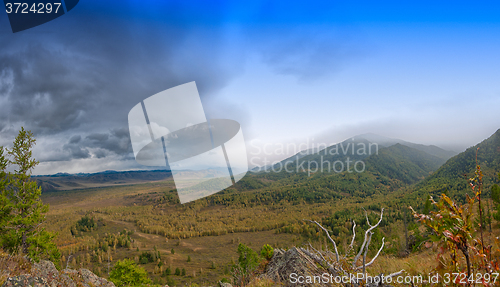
[
  {"xmin": 262, "ymin": 247, "xmax": 327, "ymax": 286},
  {"xmin": 1, "ymin": 260, "xmax": 115, "ymax": 287},
  {"xmin": 262, "ymin": 247, "xmax": 395, "ymax": 287}
]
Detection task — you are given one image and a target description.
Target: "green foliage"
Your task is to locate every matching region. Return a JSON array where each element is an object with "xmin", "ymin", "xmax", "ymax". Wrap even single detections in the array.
[
  {"xmin": 181, "ymin": 268, "xmax": 186, "ymax": 276},
  {"xmin": 171, "ymin": 248, "xmax": 174, "ymax": 254},
  {"xmin": 423, "ymin": 196, "xmax": 432, "ymax": 214},
  {"xmin": 165, "ymin": 276, "xmax": 175, "ymax": 286},
  {"xmin": 260, "ymin": 244, "xmax": 274, "ymax": 260},
  {"xmin": 163, "ymin": 266, "xmax": 171, "ymax": 276},
  {"xmin": 0, "ymin": 146, "xmax": 12, "ymax": 240},
  {"xmin": 76, "ymin": 215, "xmax": 97, "ymax": 232},
  {"xmin": 109, "ymin": 259, "xmax": 151, "ymax": 287},
  {"xmin": 411, "ymin": 161, "xmax": 500, "ymax": 277},
  {"xmin": 0, "ymin": 128, "xmax": 59, "ymax": 264},
  {"xmin": 174, "ymin": 267, "xmax": 181, "ymax": 275},
  {"xmin": 237, "ymin": 243, "xmax": 260, "ymax": 273},
  {"xmin": 492, "ymin": 182, "xmax": 500, "ymax": 222},
  {"xmin": 231, "ymin": 243, "xmax": 261, "ymax": 286},
  {"xmin": 139, "ymin": 251, "xmax": 154, "ymax": 264},
  {"xmin": 187, "ymin": 255, "xmax": 191, "ymax": 262},
  {"xmin": 415, "ymin": 129, "xmax": 500, "ymax": 201}
]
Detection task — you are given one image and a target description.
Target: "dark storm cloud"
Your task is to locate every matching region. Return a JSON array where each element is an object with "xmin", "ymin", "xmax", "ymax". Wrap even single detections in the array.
[
  {"xmin": 0, "ymin": 1, "xmax": 360, "ymax": 173},
  {"xmin": 0, "ymin": 1, "xmax": 244, "ymax": 139},
  {"xmin": 69, "ymin": 135, "xmax": 81, "ymax": 144},
  {"xmin": 0, "ymin": 0, "xmax": 249, "ymax": 172},
  {"xmin": 0, "ymin": 44, "xmax": 104, "ymax": 134},
  {"xmin": 48, "ymin": 129, "xmax": 132, "ymax": 162},
  {"xmin": 86, "ymin": 133, "xmax": 109, "ymax": 142},
  {"xmin": 62, "ymin": 143, "xmax": 91, "ymax": 159}
]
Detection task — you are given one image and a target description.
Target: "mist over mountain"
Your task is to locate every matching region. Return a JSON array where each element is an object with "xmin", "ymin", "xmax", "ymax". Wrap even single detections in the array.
[
  {"xmin": 255, "ymin": 133, "xmax": 456, "ymax": 173},
  {"xmin": 353, "ymin": 133, "xmax": 458, "ymax": 160},
  {"xmin": 414, "ymin": 128, "xmax": 500, "ymax": 199}
]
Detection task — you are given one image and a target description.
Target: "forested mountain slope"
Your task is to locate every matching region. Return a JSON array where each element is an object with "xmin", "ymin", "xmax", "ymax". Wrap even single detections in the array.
[{"xmin": 414, "ymin": 129, "xmax": 500, "ymax": 201}]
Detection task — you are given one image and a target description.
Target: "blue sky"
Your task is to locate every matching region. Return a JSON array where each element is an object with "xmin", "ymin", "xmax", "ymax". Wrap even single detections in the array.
[{"xmin": 1, "ymin": 1, "xmax": 500, "ymax": 173}]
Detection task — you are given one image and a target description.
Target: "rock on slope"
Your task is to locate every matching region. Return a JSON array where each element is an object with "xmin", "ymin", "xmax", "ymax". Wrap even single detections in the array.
[
  {"xmin": 262, "ymin": 247, "xmax": 326, "ymax": 285},
  {"xmin": 1, "ymin": 260, "xmax": 115, "ymax": 287},
  {"xmin": 262, "ymin": 247, "xmax": 394, "ymax": 287}
]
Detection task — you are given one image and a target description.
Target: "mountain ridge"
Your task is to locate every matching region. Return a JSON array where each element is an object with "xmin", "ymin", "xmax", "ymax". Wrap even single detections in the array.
[{"xmin": 414, "ymin": 128, "xmax": 500, "ymax": 200}]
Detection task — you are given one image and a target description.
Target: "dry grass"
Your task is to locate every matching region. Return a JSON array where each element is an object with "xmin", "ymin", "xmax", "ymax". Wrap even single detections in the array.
[
  {"xmin": 0, "ymin": 250, "xmax": 32, "ymax": 285},
  {"xmin": 370, "ymin": 249, "xmax": 437, "ymax": 278},
  {"xmin": 247, "ymin": 277, "xmax": 281, "ymax": 287}
]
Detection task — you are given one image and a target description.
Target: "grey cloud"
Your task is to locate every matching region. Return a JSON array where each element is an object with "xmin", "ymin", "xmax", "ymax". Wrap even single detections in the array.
[
  {"xmin": 62, "ymin": 144, "xmax": 91, "ymax": 160},
  {"xmin": 94, "ymin": 149, "xmax": 107, "ymax": 159},
  {"xmin": 69, "ymin": 135, "xmax": 81, "ymax": 144},
  {"xmin": 0, "ymin": 45, "xmax": 97, "ymax": 133},
  {"xmin": 0, "ymin": 2, "xmax": 363, "ymax": 173},
  {"xmin": 86, "ymin": 133, "xmax": 109, "ymax": 142},
  {"xmin": 0, "ymin": 6, "xmax": 245, "ymax": 138}
]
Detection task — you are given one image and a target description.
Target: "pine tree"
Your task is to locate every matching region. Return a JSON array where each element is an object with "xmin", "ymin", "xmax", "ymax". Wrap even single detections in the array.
[
  {"xmin": 0, "ymin": 128, "xmax": 60, "ymax": 263},
  {"xmin": 0, "ymin": 146, "xmax": 12, "ymax": 236}
]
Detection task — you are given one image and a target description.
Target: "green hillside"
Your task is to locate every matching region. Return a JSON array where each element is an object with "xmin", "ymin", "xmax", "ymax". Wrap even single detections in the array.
[
  {"xmin": 414, "ymin": 128, "xmax": 500, "ymax": 201},
  {"xmin": 366, "ymin": 143, "xmax": 445, "ymax": 185},
  {"xmin": 248, "ymin": 143, "xmax": 446, "ymax": 201}
]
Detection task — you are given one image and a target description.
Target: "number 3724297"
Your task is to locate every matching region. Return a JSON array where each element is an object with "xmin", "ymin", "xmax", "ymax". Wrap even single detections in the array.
[
  {"xmin": 443, "ymin": 273, "xmax": 499, "ymax": 284},
  {"xmin": 5, "ymin": 3, "xmax": 62, "ymax": 14}
]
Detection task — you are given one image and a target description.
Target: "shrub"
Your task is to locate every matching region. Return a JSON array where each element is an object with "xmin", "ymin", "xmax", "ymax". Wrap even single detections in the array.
[
  {"xmin": 109, "ymin": 259, "xmax": 151, "ymax": 287},
  {"xmin": 260, "ymin": 244, "xmax": 274, "ymax": 260},
  {"xmin": 163, "ymin": 267, "xmax": 171, "ymax": 276},
  {"xmin": 76, "ymin": 215, "xmax": 96, "ymax": 232},
  {"xmin": 138, "ymin": 252, "xmax": 153, "ymax": 264},
  {"xmin": 232, "ymin": 243, "xmax": 260, "ymax": 285}
]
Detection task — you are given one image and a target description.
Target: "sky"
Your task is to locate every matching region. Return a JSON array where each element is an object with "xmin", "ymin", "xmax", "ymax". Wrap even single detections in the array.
[{"xmin": 1, "ymin": 1, "xmax": 500, "ymax": 175}]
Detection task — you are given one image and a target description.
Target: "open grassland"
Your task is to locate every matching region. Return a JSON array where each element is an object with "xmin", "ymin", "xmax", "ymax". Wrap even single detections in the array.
[{"xmin": 40, "ymin": 175, "xmax": 500, "ymax": 286}]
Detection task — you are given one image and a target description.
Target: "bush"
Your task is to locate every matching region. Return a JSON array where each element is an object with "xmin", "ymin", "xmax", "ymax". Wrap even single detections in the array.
[
  {"xmin": 76, "ymin": 215, "xmax": 96, "ymax": 232},
  {"xmin": 232, "ymin": 243, "xmax": 261, "ymax": 286},
  {"xmin": 109, "ymin": 259, "xmax": 151, "ymax": 287},
  {"xmin": 260, "ymin": 244, "xmax": 274, "ymax": 260},
  {"xmin": 237, "ymin": 243, "xmax": 259, "ymax": 272},
  {"xmin": 138, "ymin": 252, "xmax": 153, "ymax": 264},
  {"xmin": 174, "ymin": 267, "xmax": 181, "ymax": 275}
]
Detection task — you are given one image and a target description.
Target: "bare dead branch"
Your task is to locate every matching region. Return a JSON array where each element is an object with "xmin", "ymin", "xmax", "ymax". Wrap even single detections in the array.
[
  {"xmin": 301, "ymin": 246, "xmax": 339, "ymax": 275},
  {"xmin": 346, "ymin": 219, "xmax": 356, "ymax": 255},
  {"xmin": 307, "ymin": 242, "xmax": 328, "ymax": 265},
  {"xmin": 304, "ymin": 219, "xmax": 339, "ymax": 262},
  {"xmin": 355, "ymin": 237, "xmax": 385, "ymax": 270},
  {"xmin": 353, "ymin": 208, "xmax": 384, "ymax": 268},
  {"xmin": 385, "ymin": 269, "xmax": 405, "ymax": 278},
  {"xmin": 362, "ymin": 231, "xmax": 372, "ymax": 274}
]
